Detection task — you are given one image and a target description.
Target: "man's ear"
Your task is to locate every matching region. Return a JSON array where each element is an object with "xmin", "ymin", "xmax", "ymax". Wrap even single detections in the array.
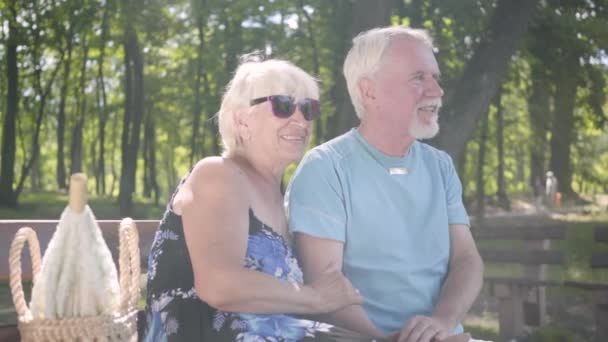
[{"xmin": 358, "ymin": 77, "xmax": 375, "ymax": 104}]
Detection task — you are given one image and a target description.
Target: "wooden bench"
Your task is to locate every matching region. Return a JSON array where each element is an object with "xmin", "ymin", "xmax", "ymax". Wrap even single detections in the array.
[
  {"xmin": 0, "ymin": 325, "xmax": 19, "ymax": 342},
  {"xmin": 472, "ymin": 223, "xmax": 567, "ymax": 341},
  {"xmin": 564, "ymin": 224, "xmax": 608, "ymax": 341}
]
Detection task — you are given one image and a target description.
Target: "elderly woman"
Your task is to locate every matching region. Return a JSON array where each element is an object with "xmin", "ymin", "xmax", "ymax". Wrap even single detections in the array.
[{"xmin": 143, "ymin": 58, "xmax": 363, "ymax": 341}]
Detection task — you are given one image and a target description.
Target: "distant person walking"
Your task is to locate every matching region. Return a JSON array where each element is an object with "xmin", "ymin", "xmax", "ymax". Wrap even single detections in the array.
[{"xmin": 545, "ymin": 171, "xmax": 559, "ymax": 207}]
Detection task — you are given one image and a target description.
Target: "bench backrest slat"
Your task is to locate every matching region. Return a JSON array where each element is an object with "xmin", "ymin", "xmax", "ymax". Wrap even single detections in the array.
[
  {"xmin": 592, "ymin": 226, "xmax": 608, "ymax": 270},
  {"xmin": 594, "ymin": 226, "xmax": 608, "ymax": 243},
  {"xmin": 479, "ymin": 248, "xmax": 564, "ymax": 265},
  {"xmin": 0, "ymin": 220, "xmax": 160, "ymax": 281},
  {"xmin": 472, "ymin": 225, "xmax": 567, "ymax": 240},
  {"xmin": 591, "ymin": 253, "xmax": 608, "ymax": 269}
]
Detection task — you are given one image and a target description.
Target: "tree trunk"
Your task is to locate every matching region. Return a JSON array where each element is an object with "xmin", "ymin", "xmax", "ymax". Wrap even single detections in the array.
[
  {"xmin": 70, "ymin": 41, "xmax": 89, "ymax": 175},
  {"xmin": 223, "ymin": 15, "xmax": 242, "ymax": 91},
  {"xmin": 190, "ymin": 1, "xmax": 207, "ymax": 164},
  {"xmin": 143, "ymin": 113, "xmax": 151, "ymax": 198},
  {"xmin": 332, "ymin": 0, "xmax": 394, "ymax": 137},
  {"xmin": 298, "ymin": 0, "xmax": 323, "ymax": 145},
  {"xmin": 202, "ymin": 72, "xmax": 217, "ymax": 156},
  {"xmin": 549, "ymin": 54, "xmax": 578, "ymax": 198},
  {"xmin": 475, "ymin": 112, "xmax": 489, "ymax": 218},
  {"xmin": 143, "ymin": 113, "xmax": 159, "ymax": 204},
  {"xmin": 324, "ymin": 1, "xmax": 352, "ymax": 142},
  {"xmin": 109, "ymin": 91, "xmax": 120, "ymax": 197},
  {"xmin": 432, "ymin": 0, "xmax": 539, "ymax": 162},
  {"xmin": 164, "ymin": 143, "xmax": 178, "ymax": 197},
  {"xmin": 95, "ymin": 0, "xmax": 112, "ymax": 195},
  {"xmin": 458, "ymin": 141, "xmax": 469, "ymax": 208},
  {"xmin": 494, "ymin": 91, "xmax": 510, "ymax": 211},
  {"xmin": 214, "ymin": 12, "xmax": 243, "ymax": 155},
  {"xmin": 527, "ymin": 65, "xmax": 551, "ymax": 196},
  {"xmin": 32, "ymin": 140, "xmax": 44, "ymax": 190},
  {"xmin": 15, "ymin": 67, "xmax": 61, "ymax": 199},
  {"xmin": 56, "ymin": 28, "xmax": 74, "ymax": 191},
  {"xmin": 0, "ymin": 5, "xmax": 19, "ymax": 207},
  {"xmin": 119, "ymin": 9, "xmax": 145, "ymax": 216},
  {"xmin": 14, "ymin": 11, "xmax": 63, "ymax": 201}
]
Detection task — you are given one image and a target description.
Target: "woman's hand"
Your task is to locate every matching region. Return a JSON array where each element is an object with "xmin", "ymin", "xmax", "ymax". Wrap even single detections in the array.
[{"xmin": 308, "ymin": 271, "xmax": 363, "ymax": 313}]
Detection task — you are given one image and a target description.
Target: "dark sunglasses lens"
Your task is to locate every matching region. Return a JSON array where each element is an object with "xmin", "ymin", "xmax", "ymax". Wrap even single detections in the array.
[
  {"xmin": 271, "ymin": 96, "xmax": 295, "ymax": 118},
  {"xmin": 301, "ymin": 99, "xmax": 321, "ymax": 121}
]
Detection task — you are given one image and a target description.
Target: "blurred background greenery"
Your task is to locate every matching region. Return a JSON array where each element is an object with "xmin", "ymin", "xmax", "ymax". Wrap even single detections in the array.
[
  {"xmin": 1, "ymin": 1, "xmax": 608, "ymax": 339},
  {"xmin": 0, "ymin": 0, "xmax": 606, "ymax": 217}
]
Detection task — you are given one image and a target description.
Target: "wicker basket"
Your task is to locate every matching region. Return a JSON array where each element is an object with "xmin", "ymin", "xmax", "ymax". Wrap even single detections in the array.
[{"xmin": 9, "ymin": 218, "xmax": 141, "ymax": 342}]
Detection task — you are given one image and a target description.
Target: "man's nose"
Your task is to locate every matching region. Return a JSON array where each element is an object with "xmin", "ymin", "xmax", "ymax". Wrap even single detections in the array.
[{"xmin": 427, "ymin": 78, "xmax": 444, "ymax": 97}]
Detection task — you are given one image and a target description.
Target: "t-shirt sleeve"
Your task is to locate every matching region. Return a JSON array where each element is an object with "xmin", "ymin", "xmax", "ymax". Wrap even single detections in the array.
[
  {"xmin": 286, "ymin": 150, "xmax": 346, "ymax": 242},
  {"xmin": 441, "ymin": 152, "xmax": 470, "ymax": 227}
]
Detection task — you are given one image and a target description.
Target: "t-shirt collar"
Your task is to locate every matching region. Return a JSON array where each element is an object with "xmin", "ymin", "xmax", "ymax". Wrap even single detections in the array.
[{"xmin": 351, "ymin": 128, "xmax": 416, "ymax": 170}]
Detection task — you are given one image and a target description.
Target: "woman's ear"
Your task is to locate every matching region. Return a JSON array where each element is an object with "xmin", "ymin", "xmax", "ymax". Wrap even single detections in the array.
[{"xmin": 234, "ymin": 110, "xmax": 251, "ymax": 142}]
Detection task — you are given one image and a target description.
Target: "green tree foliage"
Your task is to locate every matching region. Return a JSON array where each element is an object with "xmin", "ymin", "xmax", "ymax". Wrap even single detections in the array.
[{"xmin": 0, "ymin": 0, "xmax": 606, "ymax": 213}]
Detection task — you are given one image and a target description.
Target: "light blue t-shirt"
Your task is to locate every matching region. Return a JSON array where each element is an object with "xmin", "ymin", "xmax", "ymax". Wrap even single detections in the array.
[{"xmin": 286, "ymin": 129, "xmax": 470, "ymax": 334}]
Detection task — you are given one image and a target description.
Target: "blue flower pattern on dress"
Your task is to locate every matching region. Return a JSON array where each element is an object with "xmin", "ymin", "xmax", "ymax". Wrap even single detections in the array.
[
  {"xmin": 144, "ymin": 199, "xmax": 332, "ymax": 342},
  {"xmin": 212, "ymin": 221, "xmax": 330, "ymax": 341},
  {"xmin": 235, "ymin": 314, "xmax": 315, "ymax": 341},
  {"xmin": 245, "ymin": 226, "xmax": 303, "ymax": 282}
]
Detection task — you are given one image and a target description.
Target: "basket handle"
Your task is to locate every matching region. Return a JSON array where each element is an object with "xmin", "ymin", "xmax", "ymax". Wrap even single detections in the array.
[
  {"xmin": 118, "ymin": 218, "xmax": 141, "ymax": 311},
  {"xmin": 9, "ymin": 227, "xmax": 42, "ymax": 318}
]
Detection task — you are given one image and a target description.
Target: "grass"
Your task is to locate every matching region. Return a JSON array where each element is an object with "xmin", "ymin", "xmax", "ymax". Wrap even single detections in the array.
[{"xmin": 0, "ymin": 191, "xmax": 165, "ymax": 220}]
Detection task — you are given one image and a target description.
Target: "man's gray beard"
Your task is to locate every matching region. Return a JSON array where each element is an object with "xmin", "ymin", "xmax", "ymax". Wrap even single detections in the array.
[{"xmin": 409, "ymin": 117, "xmax": 440, "ymax": 140}]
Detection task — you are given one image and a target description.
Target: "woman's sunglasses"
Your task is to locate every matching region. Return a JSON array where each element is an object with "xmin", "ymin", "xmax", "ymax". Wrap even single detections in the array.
[{"xmin": 250, "ymin": 95, "xmax": 321, "ymax": 121}]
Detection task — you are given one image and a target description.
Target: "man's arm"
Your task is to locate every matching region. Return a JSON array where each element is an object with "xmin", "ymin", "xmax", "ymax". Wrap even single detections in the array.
[
  {"xmin": 396, "ymin": 224, "xmax": 483, "ymax": 342},
  {"xmin": 432, "ymin": 224, "xmax": 484, "ymax": 329},
  {"xmin": 295, "ymin": 233, "xmax": 386, "ymax": 338},
  {"xmin": 433, "ymin": 153, "xmax": 484, "ymax": 328}
]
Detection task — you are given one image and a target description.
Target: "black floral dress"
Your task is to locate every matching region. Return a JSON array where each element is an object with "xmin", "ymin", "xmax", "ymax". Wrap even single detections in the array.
[{"xmin": 143, "ymin": 179, "xmax": 335, "ymax": 341}]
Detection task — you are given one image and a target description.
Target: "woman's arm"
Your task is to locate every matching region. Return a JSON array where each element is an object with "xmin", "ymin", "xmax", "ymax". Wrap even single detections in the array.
[
  {"xmin": 174, "ymin": 157, "xmax": 361, "ymax": 314},
  {"xmin": 295, "ymin": 233, "xmax": 385, "ymax": 338}
]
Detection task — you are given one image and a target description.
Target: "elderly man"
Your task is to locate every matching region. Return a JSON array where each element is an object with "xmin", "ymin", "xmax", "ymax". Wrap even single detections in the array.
[{"xmin": 286, "ymin": 26, "xmax": 484, "ymax": 342}]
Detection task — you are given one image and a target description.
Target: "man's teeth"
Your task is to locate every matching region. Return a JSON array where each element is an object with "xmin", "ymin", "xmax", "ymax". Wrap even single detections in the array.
[
  {"xmin": 281, "ymin": 135, "xmax": 305, "ymax": 141},
  {"xmin": 419, "ymin": 105, "xmax": 437, "ymax": 112}
]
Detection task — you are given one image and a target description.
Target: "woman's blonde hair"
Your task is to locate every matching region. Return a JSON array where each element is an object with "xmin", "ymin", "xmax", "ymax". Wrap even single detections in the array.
[{"xmin": 217, "ymin": 56, "xmax": 319, "ymax": 156}]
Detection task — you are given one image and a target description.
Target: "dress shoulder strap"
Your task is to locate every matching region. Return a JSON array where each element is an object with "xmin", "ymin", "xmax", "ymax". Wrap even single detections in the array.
[{"xmin": 167, "ymin": 168, "xmax": 194, "ymax": 212}]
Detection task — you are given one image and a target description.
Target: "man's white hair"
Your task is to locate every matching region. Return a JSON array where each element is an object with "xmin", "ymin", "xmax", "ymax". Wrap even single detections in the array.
[
  {"xmin": 217, "ymin": 57, "xmax": 319, "ymax": 156},
  {"xmin": 343, "ymin": 26, "xmax": 434, "ymax": 119}
]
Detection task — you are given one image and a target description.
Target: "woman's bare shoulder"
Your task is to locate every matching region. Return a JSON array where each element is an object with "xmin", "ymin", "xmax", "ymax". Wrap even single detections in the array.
[
  {"xmin": 191, "ymin": 156, "xmax": 244, "ymax": 180},
  {"xmin": 173, "ymin": 156, "xmax": 249, "ymax": 214}
]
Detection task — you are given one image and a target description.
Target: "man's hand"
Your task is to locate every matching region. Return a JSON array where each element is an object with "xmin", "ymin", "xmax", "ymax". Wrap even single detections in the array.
[
  {"xmin": 308, "ymin": 270, "xmax": 363, "ymax": 313},
  {"xmin": 439, "ymin": 333, "xmax": 471, "ymax": 342},
  {"xmin": 390, "ymin": 315, "xmax": 451, "ymax": 342},
  {"xmin": 388, "ymin": 332, "xmax": 472, "ymax": 342}
]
